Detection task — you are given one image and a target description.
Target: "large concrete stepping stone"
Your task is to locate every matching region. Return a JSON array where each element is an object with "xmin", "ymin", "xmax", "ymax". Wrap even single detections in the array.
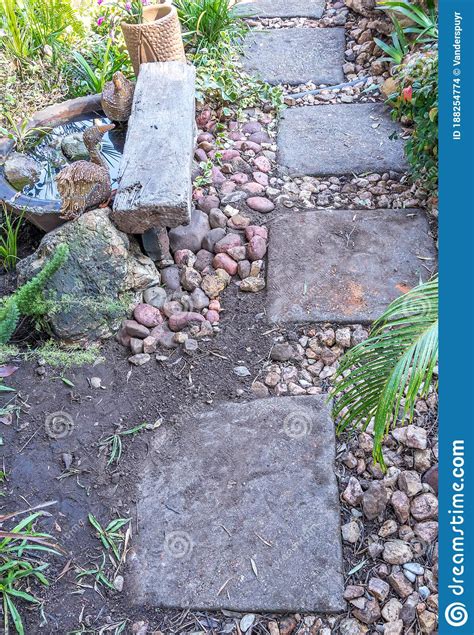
[
  {"xmin": 235, "ymin": 0, "xmax": 326, "ymax": 18},
  {"xmin": 266, "ymin": 209, "xmax": 437, "ymax": 324},
  {"xmin": 278, "ymin": 103, "xmax": 407, "ymax": 175},
  {"xmin": 242, "ymin": 28, "xmax": 345, "ymax": 86},
  {"xmin": 128, "ymin": 397, "xmax": 345, "ymax": 613}
]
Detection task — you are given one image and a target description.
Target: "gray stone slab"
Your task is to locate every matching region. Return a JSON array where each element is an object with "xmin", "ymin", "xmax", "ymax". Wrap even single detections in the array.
[
  {"xmin": 112, "ymin": 62, "xmax": 195, "ymax": 233},
  {"xmin": 235, "ymin": 0, "xmax": 326, "ymax": 18},
  {"xmin": 242, "ymin": 28, "xmax": 345, "ymax": 86},
  {"xmin": 277, "ymin": 103, "xmax": 407, "ymax": 175},
  {"xmin": 266, "ymin": 209, "xmax": 437, "ymax": 324},
  {"xmin": 128, "ymin": 397, "xmax": 345, "ymax": 613}
]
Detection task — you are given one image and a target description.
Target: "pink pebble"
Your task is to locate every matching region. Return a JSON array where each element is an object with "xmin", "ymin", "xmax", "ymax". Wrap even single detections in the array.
[
  {"xmin": 214, "ymin": 233, "xmax": 242, "ymax": 254},
  {"xmin": 209, "ymin": 299, "xmax": 221, "ymax": 312},
  {"xmin": 221, "ymin": 149, "xmax": 240, "ymax": 161},
  {"xmin": 133, "ymin": 303, "xmax": 163, "ymax": 328},
  {"xmin": 253, "ymin": 171, "xmax": 269, "ymax": 186},
  {"xmin": 253, "ymin": 156, "xmax": 271, "ymax": 173},
  {"xmin": 211, "ymin": 166, "xmax": 226, "ymax": 185},
  {"xmin": 247, "ymin": 235, "xmax": 267, "ymax": 261},
  {"xmin": 220, "ymin": 180, "xmax": 236, "ymax": 194},
  {"xmin": 206, "ymin": 310, "xmax": 220, "ymax": 324},
  {"xmin": 245, "ymin": 225, "xmax": 268, "ymax": 241},
  {"xmin": 242, "ymin": 141, "xmax": 261, "ymax": 153},
  {"xmin": 213, "ymin": 253, "xmax": 238, "ymax": 276},
  {"xmin": 169, "ymin": 312, "xmax": 206, "ymax": 332},
  {"xmin": 242, "ymin": 182, "xmax": 265, "ymax": 195},
  {"xmin": 230, "ymin": 172, "xmax": 249, "ymax": 185},
  {"xmin": 246, "ymin": 196, "xmax": 275, "ymax": 213},
  {"xmin": 174, "ymin": 249, "xmax": 195, "ymax": 265}
]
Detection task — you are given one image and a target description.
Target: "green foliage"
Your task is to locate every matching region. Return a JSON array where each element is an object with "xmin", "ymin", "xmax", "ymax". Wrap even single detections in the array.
[
  {"xmin": 99, "ymin": 423, "xmax": 148, "ymax": 466},
  {"xmin": 14, "ymin": 243, "xmax": 69, "ymax": 318},
  {"xmin": 88, "ymin": 515, "xmax": 130, "ymax": 563},
  {"xmin": 193, "ymin": 42, "xmax": 283, "ymax": 110},
  {"xmin": 175, "ymin": 0, "xmax": 246, "ymax": 53},
  {"xmin": 33, "ymin": 340, "xmax": 102, "ymax": 369},
  {"xmin": 0, "ymin": 0, "xmax": 28, "ymax": 61},
  {"xmin": 0, "ymin": 344, "xmax": 19, "ymax": 365},
  {"xmin": 374, "ymin": 16, "xmax": 409, "ymax": 64},
  {"xmin": 0, "ymin": 244, "xmax": 69, "ymax": 344},
  {"xmin": 75, "ymin": 515, "xmax": 130, "ymax": 592},
  {"xmin": 0, "ymin": 0, "xmax": 83, "ymax": 64},
  {"xmin": 0, "ymin": 511, "xmax": 60, "ymax": 635},
  {"xmin": 70, "ymin": 37, "xmax": 131, "ymax": 96},
  {"xmin": 174, "ymin": 0, "xmax": 281, "ymax": 110},
  {"xmin": 0, "ymin": 209, "xmax": 23, "ymax": 270},
  {"xmin": 389, "ymin": 49, "xmax": 438, "ymax": 185},
  {"xmin": 0, "ymin": 112, "xmax": 50, "ymax": 152},
  {"xmin": 330, "ymin": 277, "xmax": 438, "ymax": 466},
  {"xmin": 0, "ymin": 299, "xmax": 19, "ymax": 346},
  {"xmin": 378, "ymin": 0, "xmax": 438, "ymax": 43}
]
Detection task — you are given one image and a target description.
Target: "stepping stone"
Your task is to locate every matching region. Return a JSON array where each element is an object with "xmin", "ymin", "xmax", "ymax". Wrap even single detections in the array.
[
  {"xmin": 242, "ymin": 28, "xmax": 345, "ymax": 86},
  {"xmin": 266, "ymin": 209, "xmax": 437, "ymax": 324},
  {"xmin": 235, "ymin": 0, "xmax": 326, "ymax": 19},
  {"xmin": 278, "ymin": 103, "xmax": 407, "ymax": 175},
  {"xmin": 128, "ymin": 397, "xmax": 345, "ymax": 613}
]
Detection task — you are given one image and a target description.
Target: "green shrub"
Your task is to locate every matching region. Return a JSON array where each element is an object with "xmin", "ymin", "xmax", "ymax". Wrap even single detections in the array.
[
  {"xmin": 389, "ymin": 49, "xmax": 438, "ymax": 186},
  {"xmin": 0, "ymin": 243, "xmax": 69, "ymax": 344},
  {"xmin": 0, "ymin": 0, "xmax": 83, "ymax": 64},
  {"xmin": 69, "ymin": 37, "xmax": 131, "ymax": 96},
  {"xmin": 175, "ymin": 0, "xmax": 246, "ymax": 54},
  {"xmin": 193, "ymin": 41, "xmax": 283, "ymax": 110}
]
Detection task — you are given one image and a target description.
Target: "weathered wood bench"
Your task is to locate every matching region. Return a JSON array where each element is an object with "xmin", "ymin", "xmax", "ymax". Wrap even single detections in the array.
[{"xmin": 111, "ymin": 61, "xmax": 195, "ymax": 233}]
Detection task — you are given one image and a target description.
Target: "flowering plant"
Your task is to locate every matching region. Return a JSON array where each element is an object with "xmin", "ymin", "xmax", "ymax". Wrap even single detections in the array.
[{"xmin": 97, "ymin": 0, "xmax": 149, "ymax": 27}]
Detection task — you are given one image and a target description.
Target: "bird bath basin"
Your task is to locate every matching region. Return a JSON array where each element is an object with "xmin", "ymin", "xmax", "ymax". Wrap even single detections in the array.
[{"xmin": 0, "ymin": 94, "xmax": 126, "ymax": 232}]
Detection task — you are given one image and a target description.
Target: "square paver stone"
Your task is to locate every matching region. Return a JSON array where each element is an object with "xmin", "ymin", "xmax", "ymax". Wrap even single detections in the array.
[
  {"xmin": 242, "ymin": 28, "xmax": 345, "ymax": 86},
  {"xmin": 278, "ymin": 103, "xmax": 407, "ymax": 175},
  {"xmin": 128, "ymin": 397, "xmax": 345, "ymax": 613},
  {"xmin": 235, "ymin": 0, "xmax": 326, "ymax": 18},
  {"xmin": 266, "ymin": 208, "xmax": 437, "ymax": 324}
]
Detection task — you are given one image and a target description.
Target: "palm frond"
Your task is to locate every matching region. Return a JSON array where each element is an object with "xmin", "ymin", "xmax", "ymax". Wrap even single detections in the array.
[{"xmin": 330, "ymin": 277, "xmax": 438, "ymax": 466}]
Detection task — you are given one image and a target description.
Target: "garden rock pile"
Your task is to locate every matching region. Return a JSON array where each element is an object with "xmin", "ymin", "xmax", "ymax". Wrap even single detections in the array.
[
  {"xmin": 115, "ymin": 112, "xmax": 278, "ymax": 364},
  {"xmin": 116, "ymin": 220, "xmax": 268, "ymax": 365}
]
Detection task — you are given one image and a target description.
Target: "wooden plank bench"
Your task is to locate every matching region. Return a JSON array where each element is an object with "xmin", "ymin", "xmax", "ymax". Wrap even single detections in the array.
[{"xmin": 111, "ymin": 61, "xmax": 195, "ymax": 233}]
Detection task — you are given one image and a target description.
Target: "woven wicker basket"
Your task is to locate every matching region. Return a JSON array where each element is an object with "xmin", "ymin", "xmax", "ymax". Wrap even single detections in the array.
[{"xmin": 121, "ymin": 3, "xmax": 186, "ymax": 76}]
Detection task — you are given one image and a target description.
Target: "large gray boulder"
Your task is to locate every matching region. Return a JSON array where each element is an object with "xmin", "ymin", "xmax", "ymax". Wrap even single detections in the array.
[{"xmin": 17, "ymin": 208, "xmax": 160, "ymax": 343}]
